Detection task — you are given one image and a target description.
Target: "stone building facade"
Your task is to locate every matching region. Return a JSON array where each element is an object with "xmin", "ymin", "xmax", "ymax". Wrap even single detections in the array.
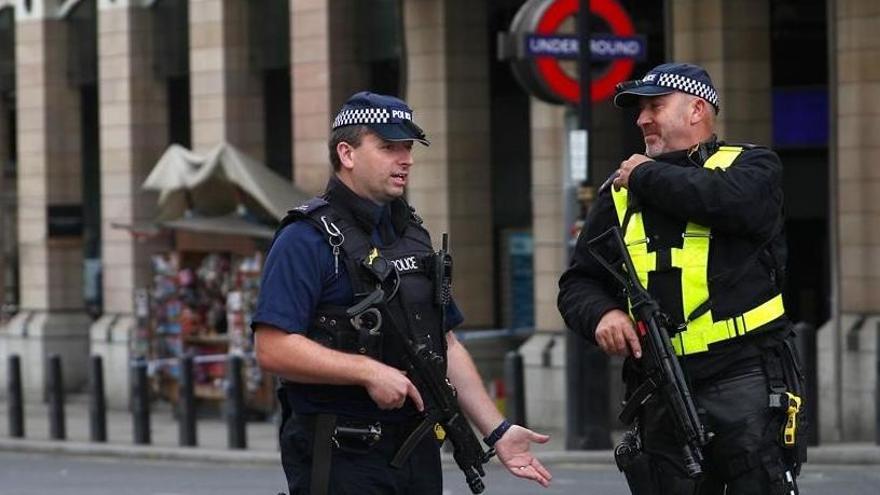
[{"xmin": 0, "ymin": 0, "xmax": 876, "ymax": 442}]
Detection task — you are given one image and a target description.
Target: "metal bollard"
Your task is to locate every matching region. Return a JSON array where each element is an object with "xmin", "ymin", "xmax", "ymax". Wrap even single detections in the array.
[
  {"xmin": 226, "ymin": 354, "xmax": 247, "ymax": 449},
  {"xmin": 179, "ymin": 354, "xmax": 197, "ymax": 447},
  {"xmin": 541, "ymin": 337, "xmax": 556, "ymax": 368},
  {"xmin": 565, "ymin": 334, "xmax": 611, "ymax": 450},
  {"xmin": 794, "ymin": 322, "xmax": 819, "ymax": 446},
  {"xmin": 47, "ymin": 354, "xmax": 66, "ymax": 440},
  {"xmin": 8, "ymin": 354, "xmax": 24, "ymax": 438},
  {"xmin": 504, "ymin": 351, "xmax": 527, "ymax": 427},
  {"xmin": 89, "ymin": 355, "xmax": 107, "ymax": 442},
  {"xmin": 131, "ymin": 356, "xmax": 151, "ymax": 445}
]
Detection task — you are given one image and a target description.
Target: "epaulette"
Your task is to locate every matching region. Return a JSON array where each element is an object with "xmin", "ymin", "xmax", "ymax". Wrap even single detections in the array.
[
  {"xmin": 287, "ymin": 197, "xmax": 329, "ymax": 217},
  {"xmin": 274, "ymin": 197, "xmax": 331, "ymax": 238},
  {"xmin": 718, "ymin": 141, "xmax": 765, "ymax": 151}
]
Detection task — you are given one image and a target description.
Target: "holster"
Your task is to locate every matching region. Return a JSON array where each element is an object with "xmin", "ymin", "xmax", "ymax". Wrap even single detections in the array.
[
  {"xmin": 763, "ymin": 330, "xmax": 808, "ymax": 471},
  {"xmin": 614, "ymin": 426, "xmax": 659, "ymax": 495}
]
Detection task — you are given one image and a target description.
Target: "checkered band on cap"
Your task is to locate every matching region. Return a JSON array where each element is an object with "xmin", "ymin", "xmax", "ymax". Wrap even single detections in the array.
[
  {"xmin": 653, "ymin": 73, "xmax": 719, "ymax": 108},
  {"xmin": 332, "ymin": 107, "xmax": 393, "ymax": 129}
]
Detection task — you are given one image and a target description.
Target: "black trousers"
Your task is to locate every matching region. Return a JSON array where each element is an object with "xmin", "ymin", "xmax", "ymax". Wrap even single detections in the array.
[
  {"xmin": 280, "ymin": 413, "xmax": 442, "ymax": 495},
  {"xmin": 636, "ymin": 363, "xmax": 800, "ymax": 495}
]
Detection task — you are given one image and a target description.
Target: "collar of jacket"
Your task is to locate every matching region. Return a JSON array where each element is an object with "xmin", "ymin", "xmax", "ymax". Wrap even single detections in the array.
[
  {"xmin": 322, "ymin": 175, "xmax": 411, "ymax": 236},
  {"xmin": 651, "ymin": 134, "xmax": 720, "ymax": 167}
]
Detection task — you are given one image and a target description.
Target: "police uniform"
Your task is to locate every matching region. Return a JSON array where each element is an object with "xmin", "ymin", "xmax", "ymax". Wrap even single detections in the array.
[
  {"xmin": 558, "ymin": 64, "xmax": 805, "ymax": 495},
  {"xmin": 253, "ymin": 93, "xmax": 462, "ymax": 495}
]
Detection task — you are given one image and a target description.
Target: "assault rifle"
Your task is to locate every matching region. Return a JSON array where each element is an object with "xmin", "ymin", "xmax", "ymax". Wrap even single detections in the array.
[
  {"xmin": 346, "ymin": 242, "xmax": 493, "ymax": 494},
  {"xmin": 587, "ymin": 226, "xmax": 711, "ymax": 478}
]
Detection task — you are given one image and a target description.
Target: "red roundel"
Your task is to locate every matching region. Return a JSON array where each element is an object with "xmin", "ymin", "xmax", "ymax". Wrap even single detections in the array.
[{"xmin": 535, "ymin": 0, "xmax": 636, "ymax": 104}]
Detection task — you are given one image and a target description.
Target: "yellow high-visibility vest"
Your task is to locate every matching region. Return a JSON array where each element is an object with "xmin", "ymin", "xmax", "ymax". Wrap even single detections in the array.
[{"xmin": 610, "ymin": 146, "xmax": 785, "ymax": 355}]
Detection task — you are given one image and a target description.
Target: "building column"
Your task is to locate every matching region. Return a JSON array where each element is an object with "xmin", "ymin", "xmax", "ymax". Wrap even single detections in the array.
[
  {"xmin": 290, "ymin": 0, "xmax": 332, "ymax": 195},
  {"xmin": 821, "ymin": 0, "xmax": 880, "ymax": 442},
  {"xmin": 89, "ymin": 0, "xmax": 168, "ymax": 407},
  {"xmin": 290, "ymin": 0, "xmax": 365, "ymax": 195},
  {"xmin": 520, "ymin": 99, "xmax": 569, "ymax": 429},
  {"xmin": 0, "ymin": 64, "xmax": 10, "ymax": 318},
  {"xmin": 670, "ymin": 0, "xmax": 772, "ymax": 142},
  {"xmin": 403, "ymin": 0, "xmax": 494, "ymax": 327},
  {"xmin": 189, "ymin": 0, "xmax": 264, "ymax": 159},
  {"xmin": 2, "ymin": 1, "xmax": 90, "ymax": 394}
]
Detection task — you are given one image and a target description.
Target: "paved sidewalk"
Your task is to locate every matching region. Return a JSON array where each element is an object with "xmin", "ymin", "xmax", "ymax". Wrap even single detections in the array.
[{"xmin": 1, "ymin": 395, "xmax": 879, "ymax": 467}]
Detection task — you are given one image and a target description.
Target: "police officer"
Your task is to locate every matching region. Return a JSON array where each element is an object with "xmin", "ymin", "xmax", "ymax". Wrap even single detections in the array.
[
  {"xmin": 558, "ymin": 63, "xmax": 805, "ymax": 494},
  {"xmin": 254, "ymin": 92, "xmax": 552, "ymax": 495}
]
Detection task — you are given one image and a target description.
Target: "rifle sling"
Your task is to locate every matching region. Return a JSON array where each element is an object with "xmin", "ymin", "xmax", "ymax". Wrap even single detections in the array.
[
  {"xmin": 391, "ymin": 416, "xmax": 436, "ymax": 468},
  {"xmin": 619, "ymin": 376, "xmax": 659, "ymax": 425}
]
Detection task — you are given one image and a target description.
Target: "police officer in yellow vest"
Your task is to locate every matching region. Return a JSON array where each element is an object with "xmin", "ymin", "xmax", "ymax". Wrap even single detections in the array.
[{"xmin": 558, "ymin": 63, "xmax": 805, "ymax": 494}]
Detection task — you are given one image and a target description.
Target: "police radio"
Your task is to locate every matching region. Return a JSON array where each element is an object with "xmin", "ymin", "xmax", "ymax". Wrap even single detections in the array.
[{"xmin": 434, "ymin": 233, "xmax": 453, "ymax": 307}]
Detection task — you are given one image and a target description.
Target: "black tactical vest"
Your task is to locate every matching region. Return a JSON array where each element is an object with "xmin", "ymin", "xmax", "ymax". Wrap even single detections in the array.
[{"xmin": 274, "ymin": 196, "xmax": 447, "ymax": 405}]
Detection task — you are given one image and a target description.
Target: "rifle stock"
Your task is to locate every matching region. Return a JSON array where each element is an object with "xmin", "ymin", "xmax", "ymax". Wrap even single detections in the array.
[{"xmin": 587, "ymin": 227, "xmax": 711, "ymax": 478}]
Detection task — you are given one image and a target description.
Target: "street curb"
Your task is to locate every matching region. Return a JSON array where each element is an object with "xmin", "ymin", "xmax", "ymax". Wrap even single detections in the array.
[
  {"xmin": 804, "ymin": 444, "xmax": 880, "ymax": 465},
  {"xmin": 0, "ymin": 438, "xmax": 279, "ymax": 465},
  {"xmin": 0, "ymin": 438, "xmax": 618, "ymax": 467},
  {"xmin": 2, "ymin": 438, "xmax": 879, "ymax": 466}
]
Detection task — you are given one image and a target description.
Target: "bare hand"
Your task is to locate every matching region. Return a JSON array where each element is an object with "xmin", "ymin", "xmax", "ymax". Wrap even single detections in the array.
[
  {"xmin": 595, "ymin": 309, "xmax": 642, "ymax": 358},
  {"xmin": 613, "ymin": 154, "xmax": 652, "ymax": 190},
  {"xmin": 495, "ymin": 425, "xmax": 553, "ymax": 487},
  {"xmin": 363, "ymin": 361, "xmax": 424, "ymax": 411}
]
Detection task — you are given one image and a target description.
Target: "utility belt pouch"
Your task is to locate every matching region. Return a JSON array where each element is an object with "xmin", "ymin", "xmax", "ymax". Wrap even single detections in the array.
[
  {"xmin": 311, "ymin": 306, "xmax": 383, "ymax": 360},
  {"xmin": 332, "ymin": 421, "xmax": 383, "ymax": 454}
]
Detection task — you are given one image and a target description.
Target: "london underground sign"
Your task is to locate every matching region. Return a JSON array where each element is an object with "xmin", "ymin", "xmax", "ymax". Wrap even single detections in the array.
[
  {"xmin": 526, "ymin": 34, "xmax": 644, "ymax": 60},
  {"xmin": 501, "ymin": 0, "xmax": 645, "ymax": 105}
]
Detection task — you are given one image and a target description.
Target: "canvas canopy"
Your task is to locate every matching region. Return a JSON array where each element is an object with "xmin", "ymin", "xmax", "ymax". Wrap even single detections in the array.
[{"xmin": 142, "ymin": 142, "xmax": 310, "ymax": 223}]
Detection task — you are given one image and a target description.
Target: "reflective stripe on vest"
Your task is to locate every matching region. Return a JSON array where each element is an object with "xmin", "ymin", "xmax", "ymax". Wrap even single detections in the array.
[{"xmin": 610, "ymin": 146, "xmax": 785, "ymax": 355}]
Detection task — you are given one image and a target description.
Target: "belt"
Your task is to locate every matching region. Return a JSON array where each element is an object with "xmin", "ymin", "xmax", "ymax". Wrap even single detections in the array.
[
  {"xmin": 674, "ymin": 294, "xmax": 786, "ymax": 355},
  {"xmin": 300, "ymin": 413, "xmax": 421, "ymax": 452}
]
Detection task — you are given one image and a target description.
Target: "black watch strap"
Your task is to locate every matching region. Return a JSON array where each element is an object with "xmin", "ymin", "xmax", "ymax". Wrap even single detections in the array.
[{"xmin": 483, "ymin": 419, "xmax": 513, "ymax": 447}]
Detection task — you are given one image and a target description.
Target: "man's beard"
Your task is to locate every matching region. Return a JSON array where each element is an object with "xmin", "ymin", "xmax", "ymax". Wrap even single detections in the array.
[{"xmin": 644, "ymin": 140, "xmax": 662, "ymax": 158}]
